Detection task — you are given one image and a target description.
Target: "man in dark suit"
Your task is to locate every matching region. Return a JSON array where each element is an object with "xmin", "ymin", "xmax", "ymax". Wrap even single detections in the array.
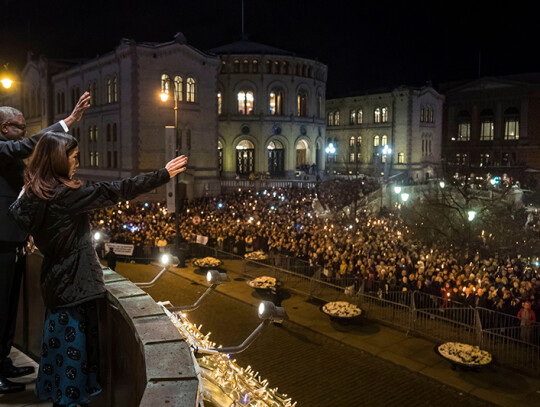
[{"xmin": 0, "ymin": 92, "xmax": 90, "ymax": 394}]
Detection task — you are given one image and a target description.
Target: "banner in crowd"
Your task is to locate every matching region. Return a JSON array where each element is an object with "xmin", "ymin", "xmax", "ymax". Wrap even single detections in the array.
[
  {"xmin": 104, "ymin": 243, "xmax": 135, "ymax": 256},
  {"xmin": 190, "ymin": 234, "xmax": 208, "ymax": 245}
]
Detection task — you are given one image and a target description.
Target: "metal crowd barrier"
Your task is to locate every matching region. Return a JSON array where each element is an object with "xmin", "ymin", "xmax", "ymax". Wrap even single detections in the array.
[{"xmin": 187, "ymin": 243, "xmax": 540, "ymax": 375}]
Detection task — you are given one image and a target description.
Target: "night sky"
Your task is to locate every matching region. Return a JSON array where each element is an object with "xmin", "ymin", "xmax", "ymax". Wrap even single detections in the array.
[{"xmin": 1, "ymin": 0, "xmax": 539, "ymax": 98}]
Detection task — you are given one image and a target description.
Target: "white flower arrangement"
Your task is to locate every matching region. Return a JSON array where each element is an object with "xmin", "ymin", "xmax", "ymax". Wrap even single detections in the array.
[
  {"xmin": 438, "ymin": 342, "xmax": 492, "ymax": 366},
  {"xmin": 245, "ymin": 251, "xmax": 268, "ymax": 260},
  {"xmin": 248, "ymin": 276, "xmax": 278, "ymax": 289},
  {"xmin": 193, "ymin": 257, "xmax": 223, "ymax": 268},
  {"xmin": 322, "ymin": 301, "xmax": 362, "ymax": 318}
]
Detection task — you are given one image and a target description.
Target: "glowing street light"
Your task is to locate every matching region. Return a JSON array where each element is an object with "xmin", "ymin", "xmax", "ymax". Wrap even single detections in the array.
[
  {"xmin": 439, "ymin": 181, "xmax": 445, "ymax": 189},
  {"xmin": 394, "ymin": 186, "xmax": 402, "ymax": 194},
  {"xmin": 401, "ymin": 193, "xmax": 409, "ymax": 202},
  {"xmin": 467, "ymin": 210, "xmax": 477, "ymax": 222},
  {"xmin": 382, "ymin": 145, "xmax": 392, "ymax": 155},
  {"xmin": 325, "ymin": 143, "xmax": 336, "ymax": 155},
  {"xmin": 160, "ymin": 91, "xmax": 169, "ymax": 102},
  {"xmin": 1, "ymin": 78, "xmax": 13, "ymax": 89}
]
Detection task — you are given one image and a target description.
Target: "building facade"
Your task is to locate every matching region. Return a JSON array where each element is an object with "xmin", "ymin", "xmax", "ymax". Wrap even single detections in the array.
[
  {"xmin": 1, "ymin": 34, "xmax": 221, "ymax": 199},
  {"xmin": 441, "ymin": 75, "xmax": 540, "ymax": 183},
  {"xmin": 209, "ymin": 40, "xmax": 328, "ymax": 179},
  {"xmin": 325, "ymin": 86, "xmax": 444, "ymax": 182}
]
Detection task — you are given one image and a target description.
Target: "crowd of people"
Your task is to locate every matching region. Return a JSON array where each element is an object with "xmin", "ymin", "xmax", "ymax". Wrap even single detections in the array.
[{"xmin": 90, "ymin": 178, "xmax": 540, "ymax": 326}]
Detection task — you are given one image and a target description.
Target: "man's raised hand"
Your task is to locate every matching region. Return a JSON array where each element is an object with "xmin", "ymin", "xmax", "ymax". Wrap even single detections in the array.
[{"xmin": 165, "ymin": 155, "xmax": 188, "ymax": 178}]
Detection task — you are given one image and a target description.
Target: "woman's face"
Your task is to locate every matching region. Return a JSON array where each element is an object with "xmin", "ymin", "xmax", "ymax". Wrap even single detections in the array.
[{"xmin": 68, "ymin": 147, "xmax": 79, "ymax": 179}]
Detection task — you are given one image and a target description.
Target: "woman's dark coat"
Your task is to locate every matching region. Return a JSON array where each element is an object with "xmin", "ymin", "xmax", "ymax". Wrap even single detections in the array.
[{"xmin": 8, "ymin": 169, "xmax": 170, "ymax": 309}]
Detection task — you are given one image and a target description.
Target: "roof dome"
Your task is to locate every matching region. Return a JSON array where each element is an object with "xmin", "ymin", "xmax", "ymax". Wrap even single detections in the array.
[{"xmin": 207, "ymin": 39, "xmax": 295, "ymax": 56}]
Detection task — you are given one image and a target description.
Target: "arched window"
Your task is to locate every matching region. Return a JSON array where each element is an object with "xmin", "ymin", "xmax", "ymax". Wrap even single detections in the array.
[
  {"xmin": 221, "ymin": 61, "xmax": 227, "ymax": 73},
  {"xmin": 186, "ymin": 77, "xmax": 196, "ymax": 102},
  {"xmin": 398, "ymin": 153, "xmax": 405, "ymax": 164},
  {"xmin": 428, "ymin": 106, "xmax": 434, "ymax": 123},
  {"xmin": 457, "ymin": 110, "xmax": 471, "ymax": 141},
  {"xmin": 88, "ymin": 126, "xmax": 93, "ymax": 142},
  {"xmin": 237, "ymin": 91, "xmax": 254, "ymax": 115},
  {"xmin": 373, "ymin": 135, "xmax": 380, "ymax": 147},
  {"xmin": 236, "ymin": 140, "xmax": 255, "ymax": 174},
  {"xmin": 218, "ymin": 140, "xmax": 223, "ymax": 173},
  {"xmin": 374, "ymin": 107, "xmax": 381, "ymax": 123},
  {"xmin": 504, "ymin": 107, "xmax": 520, "ymax": 140},
  {"xmin": 297, "ymin": 90, "xmax": 308, "ymax": 117},
  {"xmin": 107, "ymin": 79, "xmax": 112, "ymax": 103},
  {"xmin": 269, "ymin": 90, "xmax": 284, "ymax": 115},
  {"xmin": 112, "ymin": 123, "xmax": 117, "ymax": 142},
  {"xmin": 480, "ymin": 109, "xmax": 494, "ymax": 141},
  {"xmin": 350, "ymin": 110, "xmax": 356, "ymax": 125},
  {"xmin": 382, "ymin": 107, "xmax": 389, "ymax": 122},
  {"xmin": 274, "ymin": 61, "xmax": 280, "ymax": 74},
  {"xmin": 113, "ymin": 76, "xmax": 118, "ymax": 102},
  {"xmin": 252, "ymin": 60, "xmax": 259, "ymax": 73},
  {"xmin": 327, "ymin": 112, "xmax": 334, "ymax": 126},
  {"xmin": 382, "ymin": 135, "xmax": 388, "ymax": 146},
  {"xmin": 349, "ymin": 136, "xmax": 355, "ymax": 147},
  {"xmin": 217, "ymin": 92, "xmax": 222, "ymax": 115},
  {"xmin": 234, "ymin": 59, "xmax": 240, "ymax": 73},
  {"xmin": 243, "ymin": 59, "xmax": 250, "ymax": 73},
  {"xmin": 334, "ymin": 111, "xmax": 340, "ymax": 125},
  {"xmin": 357, "ymin": 109, "xmax": 363, "ymax": 124},
  {"xmin": 302, "ymin": 65, "xmax": 307, "ymax": 77},
  {"xmin": 174, "ymin": 76, "xmax": 183, "ymax": 101},
  {"xmin": 296, "ymin": 64, "xmax": 301, "ymax": 76},
  {"xmin": 161, "ymin": 74, "xmax": 171, "ymax": 95},
  {"xmin": 266, "ymin": 60, "xmax": 272, "ymax": 74},
  {"xmin": 94, "ymin": 125, "xmax": 98, "ymax": 142},
  {"xmin": 420, "ymin": 106, "xmax": 426, "ymax": 122},
  {"xmin": 282, "ymin": 61, "xmax": 289, "ymax": 75}
]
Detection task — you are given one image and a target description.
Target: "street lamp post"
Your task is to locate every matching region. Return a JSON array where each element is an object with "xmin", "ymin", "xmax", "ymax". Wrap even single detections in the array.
[
  {"xmin": 380, "ymin": 145, "xmax": 392, "ymax": 211},
  {"xmin": 467, "ymin": 210, "xmax": 476, "ymax": 259},
  {"xmin": 325, "ymin": 142, "xmax": 336, "ymax": 178},
  {"xmin": 160, "ymin": 90, "xmax": 183, "ymax": 258}
]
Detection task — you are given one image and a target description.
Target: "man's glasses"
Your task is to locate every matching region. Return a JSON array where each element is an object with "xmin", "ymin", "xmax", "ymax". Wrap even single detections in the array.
[{"xmin": 4, "ymin": 122, "xmax": 27, "ymax": 131}]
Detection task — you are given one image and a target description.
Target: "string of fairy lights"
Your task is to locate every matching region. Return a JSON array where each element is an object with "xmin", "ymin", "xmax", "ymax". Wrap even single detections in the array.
[{"xmin": 159, "ymin": 304, "xmax": 296, "ymax": 407}]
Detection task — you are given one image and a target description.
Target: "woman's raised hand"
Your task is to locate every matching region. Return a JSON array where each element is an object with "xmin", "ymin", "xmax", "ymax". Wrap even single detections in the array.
[{"xmin": 165, "ymin": 155, "xmax": 188, "ymax": 178}]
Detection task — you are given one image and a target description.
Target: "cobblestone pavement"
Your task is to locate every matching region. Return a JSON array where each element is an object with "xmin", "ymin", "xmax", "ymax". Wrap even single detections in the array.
[{"xmin": 119, "ymin": 263, "xmax": 495, "ymax": 407}]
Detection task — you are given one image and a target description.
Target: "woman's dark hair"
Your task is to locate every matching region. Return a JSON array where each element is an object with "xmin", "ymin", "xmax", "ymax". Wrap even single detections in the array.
[{"xmin": 24, "ymin": 131, "xmax": 81, "ymax": 199}]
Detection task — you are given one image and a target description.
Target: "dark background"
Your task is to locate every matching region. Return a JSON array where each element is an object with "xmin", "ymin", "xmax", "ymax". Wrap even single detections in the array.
[{"xmin": 1, "ymin": 0, "xmax": 539, "ymax": 97}]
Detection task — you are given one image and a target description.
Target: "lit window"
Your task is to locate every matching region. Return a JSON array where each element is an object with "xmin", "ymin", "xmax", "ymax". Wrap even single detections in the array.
[
  {"xmin": 334, "ymin": 111, "xmax": 340, "ymax": 125},
  {"xmin": 88, "ymin": 126, "xmax": 93, "ymax": 142},
  {"xmin": 504, "ymin": 107, "xmax": 520, "ymax": 140},
  {"xmin": 398, "ymin": 153, "xmax": 405, "ymax": 163},
  {"xmin": 357, "ymin": 136, "xmax": 362, "ymax": 145},
  {"xmin": 349, "ymin": 152, "xmax": 355, "ymax": 163},
  {"xmin": 186, "ymin": 77, "xmax": 196, "ymax": 103},
  {"xmin": 480, "ymin": 109, "xmax": 494, "ymax": 141},
  {"xmin": 382, "ymin": 135, "xmax": 387, "ymax": 146},
  {"xmin": 457, "ymin": 111, "xmax": 470, "ymax": 141},
  {"xmin": 350, "ymin": 110, "xmax": 356, "ymax": 125},
  {"xmin": 374, "ymin": 107, "xmax": 381, "ymax": 123},
  {"xmin": 234, "ymin": 60, "xmax": 240, "ymax": 73},
  {"xmin": 221, "ymin": 61, "xmax": 227, "ymax": 73},
  {"xmin": 217, "ymin": 92, "xmax": 222, "ymax": 115},
  {"xmin": 357, "ymin": 109, "xmax": 363, "ymax": 124},
  {"xmin": 266, "ymin": 60, "xmax": 272, "ymax": 74},
  {"xmin": 349, "ymin": 137, "xmax": 355, "ymax": 147},
  {"xmin": 94, "ymin": 126, "xmax": 98, "ymax": 142},
  {"xmin": 382, "ymin": 107, "xmax": 388, "ymax": 122},
  {"xmin": 269, "ymin": 90, "xmax": 283, "ymax": 115},
  {"xmin": 161, "ymin": 74, "xmax": 170, "ymax": 95},
  {"xmin": 420, "ymin": 106, "xmax": 425, "ymax": 122},
  {"xmin": 274, "ymin": 61, "xmax": 280, "ymax": 74},
  {"xmin": 297, "ymin": 90, "xmax": 308, "ymax": 117},
  {"xmin": 429, "ymin": 107, "xmax": 434, "ymax": 123},
  {"xmin": 327, "ymin": 112, "xmax": 334, "ymax": 126},
  {"xmin": 107, "ymin": 79, "xmax": 112, "ymax": 103},
  {"xmin": 113, "ymin": 76, "xmax": 118, "ymax": 102},
  {"xmin": 237, "ymin": 91, "xmax": 254, "ymax": 115},
  {"xmin": 252, "ymin": 60, "xmax": 259, "ymax": 73},
  {"xmin": 174, "ymin": 76, "xmax": 183, "ymax": 101},
  {"xmin": 373, "ymin": 135, "xmax": 380, "ymax": 146}
]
